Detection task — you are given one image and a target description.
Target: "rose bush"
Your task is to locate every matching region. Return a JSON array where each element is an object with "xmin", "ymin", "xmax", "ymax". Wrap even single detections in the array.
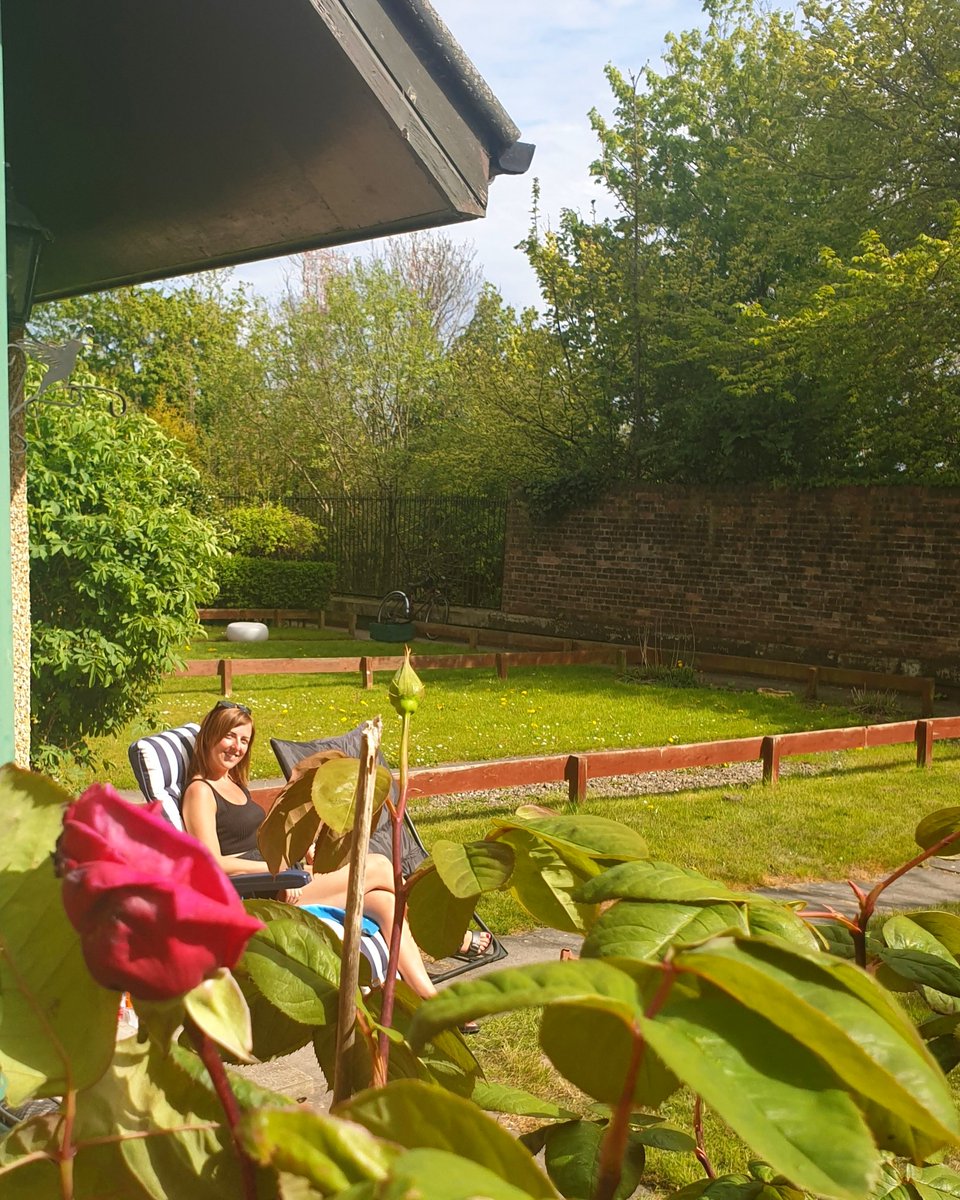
[{"xmin": 55, "ymin": 783, "xmax": 263, "ymax": 1000}]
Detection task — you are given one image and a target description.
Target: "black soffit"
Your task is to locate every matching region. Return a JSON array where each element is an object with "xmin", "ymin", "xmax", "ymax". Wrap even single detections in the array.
[{"xmin": 2, "ymin": 0, "xmax": 533, "ymax": 302}]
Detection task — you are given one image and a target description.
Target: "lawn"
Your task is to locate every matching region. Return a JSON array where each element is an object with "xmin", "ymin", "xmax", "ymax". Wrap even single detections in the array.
[
  {"xmin": 416, "ymin": 744, "xmax": 960, "ymax": 932},
  {"xmin": 88, "ymin": 625, "xmax": 868, "ymax": 792},
  {"xmin": 84, "ymin": 624, "xmax": 959, "ymax": 905}
]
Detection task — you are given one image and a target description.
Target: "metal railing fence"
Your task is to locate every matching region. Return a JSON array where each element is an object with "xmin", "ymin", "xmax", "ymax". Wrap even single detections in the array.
[{"xmin": 218, "ymin": 493, "xmax": 506, "ymax": 608}]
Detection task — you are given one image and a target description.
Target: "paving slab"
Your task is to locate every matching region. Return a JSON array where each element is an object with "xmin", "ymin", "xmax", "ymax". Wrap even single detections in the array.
[{"xmin": 756, "ymin": 857, "xmax": 960, "ymax": 915}]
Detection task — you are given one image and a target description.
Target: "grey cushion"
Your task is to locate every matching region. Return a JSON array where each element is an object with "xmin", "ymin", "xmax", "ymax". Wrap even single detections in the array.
[{"xmin": 270, "ymin": 727, "xmax": 426, "ymax": 877}]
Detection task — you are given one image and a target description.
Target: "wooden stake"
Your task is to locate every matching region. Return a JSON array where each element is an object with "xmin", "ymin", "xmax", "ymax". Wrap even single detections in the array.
[{"xmin": 332, "ymin": 716, "xmax": 381, "ymax": 1105}]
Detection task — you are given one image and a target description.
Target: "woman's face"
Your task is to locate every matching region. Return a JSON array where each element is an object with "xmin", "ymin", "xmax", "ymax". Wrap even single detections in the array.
[{"xmin": 211, "ymin": 721, "xmax": 253, "ymax": 776}]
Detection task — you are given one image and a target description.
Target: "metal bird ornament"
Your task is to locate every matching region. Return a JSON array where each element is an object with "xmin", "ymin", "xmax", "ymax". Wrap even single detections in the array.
[
  {"xmin": 17, "ymin": 323, "xmax": 96, "ymax": 398},
  {"xmin": 8, "ymin": 324, "xmax": 127, "ymax": 444}
]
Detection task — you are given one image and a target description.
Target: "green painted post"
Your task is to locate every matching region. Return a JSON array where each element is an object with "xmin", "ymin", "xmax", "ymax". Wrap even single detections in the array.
[{"xmin": 0, "ymin": 39, "xmax": 18, "ymax": 765}]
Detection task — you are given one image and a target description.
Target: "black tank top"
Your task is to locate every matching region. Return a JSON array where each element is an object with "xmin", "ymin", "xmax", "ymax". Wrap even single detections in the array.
[{"xmin": 203, "ymin": 781, "xmax": 264, "ymax": 857}]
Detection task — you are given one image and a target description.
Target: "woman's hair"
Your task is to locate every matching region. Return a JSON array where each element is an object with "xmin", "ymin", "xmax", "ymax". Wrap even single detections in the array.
[{"xmin": 187, "ymin": 702, "xmax": 256, "ymax": 787}]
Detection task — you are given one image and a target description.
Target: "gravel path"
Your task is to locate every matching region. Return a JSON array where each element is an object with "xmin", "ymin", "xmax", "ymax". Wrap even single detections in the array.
[{"xmin": 415, "ymin": 757, "xmax": 831, "ymax": 813}]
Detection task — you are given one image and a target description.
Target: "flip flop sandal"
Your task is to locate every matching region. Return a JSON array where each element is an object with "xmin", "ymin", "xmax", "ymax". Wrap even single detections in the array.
[
  {"xmin": 459, "ymin": 1021, "xmax": 481, "ymax": 1035},
  {"xmin": 458, "ymin": 930, "xmax": 493, "ymax": 961}
]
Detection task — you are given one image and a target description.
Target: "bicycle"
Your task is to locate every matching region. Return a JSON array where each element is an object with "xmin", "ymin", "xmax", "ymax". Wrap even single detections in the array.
[{"xmin": 377, "ymin": 575, "xmax": 450, "ymax": 639}]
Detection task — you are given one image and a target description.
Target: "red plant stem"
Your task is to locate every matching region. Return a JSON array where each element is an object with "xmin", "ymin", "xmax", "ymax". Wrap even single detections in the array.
[
  {"xmin": 58, "ymin": 1087, "xmax": 77, "ymax": 1199},
  {"xmin": 693, "ymin": 1096, "xmax": 716, "ymax": 1179},
  {"xmin": 851, "ymin": 829, "xmax": 960, "ymax": 967},
  {"xmin": 594, "ymin": 1027, "xmax": 644, "ymax": 1200},
  {"xmin": 186, "ymin": 1018, "xmax": 258, "ymax": 1200},
  {"xmin": 799, "ymin": 909, "xmax": 860, "ymax": 932},
  {"xmin": 377, "ymin": 710, "xmax": 411, "ymax": 1067},
  {"xmin": 594, "ymin": 964, "xmax": 677, "ymax": 1200}
]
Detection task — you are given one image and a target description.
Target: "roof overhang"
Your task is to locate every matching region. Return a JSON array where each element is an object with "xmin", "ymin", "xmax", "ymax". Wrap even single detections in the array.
[{"xmin": 2, "ymin": 0, "xmax": 533, "ymax": 302}]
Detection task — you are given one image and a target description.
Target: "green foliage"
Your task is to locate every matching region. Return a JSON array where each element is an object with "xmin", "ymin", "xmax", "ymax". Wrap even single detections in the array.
[
  {"xmin": 517, "ymin": 0, "xmax": 960, "ymax": 495},
  {"xmin": 275, "ymin": 260, "xmax": 451, "ymax": 494},
  {"xmin": 224, "ymin": 502, "xmax": 323, "ymax": 560},
  {"xmin": 623, "ymin": 665, "xmax": 699, "ymax": 689},
  {"xmin": 215, "ymin": 556, "xmax": 335, "ymax": 609},
  {"xmin": 7, "ymin": 741, "xmax": 960, "ymax": 1197},
  {"xmin": 27, "ymin": 402, "xmax": 221, "ymax": 771},
  {"xmin": 33, "ymin": 275, "xmax": 277, "ymax": 491}
]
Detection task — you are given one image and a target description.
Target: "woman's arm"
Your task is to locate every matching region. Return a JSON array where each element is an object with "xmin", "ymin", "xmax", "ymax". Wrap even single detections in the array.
[{"xmin": 181, "ymin": 780, "xmax": 268, "ymax": 876}]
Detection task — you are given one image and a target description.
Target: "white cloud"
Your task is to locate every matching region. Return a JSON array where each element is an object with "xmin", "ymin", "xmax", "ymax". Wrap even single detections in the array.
[{"xmin": 233, "ymin": 0, "xmax": 709, "ymax": 313}]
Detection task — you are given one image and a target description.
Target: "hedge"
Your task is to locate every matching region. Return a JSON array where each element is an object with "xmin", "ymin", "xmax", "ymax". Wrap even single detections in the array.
[{"xmin": 215, "ymin": 557, "xmax": 336, "ymax": 609}]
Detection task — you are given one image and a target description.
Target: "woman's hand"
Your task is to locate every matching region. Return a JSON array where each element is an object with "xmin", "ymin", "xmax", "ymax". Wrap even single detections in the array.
[{"xmin": 281, "ymin": 887, "xmax": 304, "ymax": 904}]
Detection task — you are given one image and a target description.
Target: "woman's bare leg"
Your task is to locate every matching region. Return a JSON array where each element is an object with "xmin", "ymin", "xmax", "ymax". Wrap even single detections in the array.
[{"xmin": 295, "ymin": 853, "xmax": 438, "ymax": 999}]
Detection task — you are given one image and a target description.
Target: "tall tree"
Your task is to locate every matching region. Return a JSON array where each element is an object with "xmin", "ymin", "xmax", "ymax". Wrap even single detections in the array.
[
  {"xmin": 275, "ymin": 260, "xmax": 450, "ymax": 494},
  {"xmin": 523, "ymin": 0, "xmax": 960, "ymax": 490}
]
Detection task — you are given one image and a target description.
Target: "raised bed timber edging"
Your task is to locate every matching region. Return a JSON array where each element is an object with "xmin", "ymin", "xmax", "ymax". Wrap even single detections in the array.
[
  {"xmin": 178, "ymin": 642, "xmax": 935, "ymax": 716},
  {"xmin": 242, "ymin": 715, "xmax": 960, "ymax": 810}
]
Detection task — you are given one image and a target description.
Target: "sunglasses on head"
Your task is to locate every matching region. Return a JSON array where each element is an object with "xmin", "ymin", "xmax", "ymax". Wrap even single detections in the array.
[{"xmin": 216, "ymin": 700, "xmax": 251, "ymax": 716}]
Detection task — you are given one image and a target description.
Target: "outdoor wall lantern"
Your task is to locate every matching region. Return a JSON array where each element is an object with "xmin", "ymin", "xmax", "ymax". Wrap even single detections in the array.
[{"xmin": 5, "ymin": 187, "xmax": 48, "ymax": 330}]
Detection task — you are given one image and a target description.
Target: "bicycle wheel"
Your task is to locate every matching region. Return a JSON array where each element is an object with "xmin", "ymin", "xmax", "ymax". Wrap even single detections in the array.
[
  {"xmin": 424, "ymin": 595, "xmax": 450, "ymax": 639},
  {"xmin": 378, "ymin": 590, "xmax": 411, "ymax": 624}
]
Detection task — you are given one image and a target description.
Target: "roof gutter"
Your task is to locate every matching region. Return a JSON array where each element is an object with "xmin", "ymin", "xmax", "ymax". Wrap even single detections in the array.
[{"xmin": 387, "ymin": 0, "xmax": 535, "ymax": 177}]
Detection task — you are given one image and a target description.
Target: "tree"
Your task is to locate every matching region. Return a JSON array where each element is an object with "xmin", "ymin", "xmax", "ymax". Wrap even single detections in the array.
[
  {"xmin": 28, "ymin": 390, "xmax": 223, "ymax": 772},
  {"xmin": 275, "ymin": 260, "xmax": 450, "ymax": 494},
  {"xmin": 379, "ymin": 230, "xmax": 483, "ymax": 348},
  {"xmin": 33, "ymin": 274, "xmax": 278, "ymax": 495},
  {"xmin": 523, "ymin": 0, "xmax": 960, "ymax": 489}
]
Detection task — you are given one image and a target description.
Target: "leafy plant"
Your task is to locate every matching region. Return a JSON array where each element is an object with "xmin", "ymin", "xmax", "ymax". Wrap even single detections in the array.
[
  {"xmin": 224, "ymin": 501, "xmax": 323, "ymax": 560},
  {"xmin": 622, "ymin": 664, "xmax": 698, "ymax": 689},
  {"xmin": 9, "ymin": 653, "xmax": 960, "ymax": 1199},
  {"xmin": 849, "ymin": 687, "xmax": 904, "ymax": 723},
  {"xmin": 27, "ymin": 401, "xmax": 222, "ymax": 774}
]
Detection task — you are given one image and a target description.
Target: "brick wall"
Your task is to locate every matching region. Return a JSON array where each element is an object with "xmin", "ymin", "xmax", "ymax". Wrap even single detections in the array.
[{"xmin": 502, "ymin": 486, "xmax": 960, "ymax": 679}]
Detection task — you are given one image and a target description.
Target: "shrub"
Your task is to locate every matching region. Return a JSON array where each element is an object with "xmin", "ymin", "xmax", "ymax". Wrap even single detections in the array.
[
  {"xmin": 224, "ymin": 502, "xmax": 322, "ymax": 560},
  {"xmin": 215, "ymin": 556, "xmax": 336, "ymax": 609},
  {"xmin": 623, "ymin": 664, "xmax": 699, "ymax": 688},
  {"xmin": 850, "ymin": 686, "xmax": 904, "ymax": 722},
  {"xmin": 28, "ymin": 405, "xmax": 222, "ymax": 773}
]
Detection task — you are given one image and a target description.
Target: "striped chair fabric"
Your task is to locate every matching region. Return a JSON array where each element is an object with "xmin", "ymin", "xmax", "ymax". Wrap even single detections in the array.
[{"xmin": 127, "ymin": 723, "xmax": 200, "ymax": 830}]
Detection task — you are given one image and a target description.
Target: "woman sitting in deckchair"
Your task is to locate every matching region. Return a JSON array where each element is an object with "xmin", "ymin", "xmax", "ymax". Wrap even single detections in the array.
[{"xmin": 181, "ymin": 700, "xmax": 488, "ymax": 1006}]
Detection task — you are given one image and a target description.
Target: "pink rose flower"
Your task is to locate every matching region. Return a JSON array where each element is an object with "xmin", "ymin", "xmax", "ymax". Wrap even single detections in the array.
[{"xmin": 56, "ymin": 783, "xmax": 263, "ymax": 1001}]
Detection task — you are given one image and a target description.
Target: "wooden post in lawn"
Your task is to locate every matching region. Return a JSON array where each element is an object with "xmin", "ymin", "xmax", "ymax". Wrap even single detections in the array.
[
  {"xmin": 218, "ymin": 658, "xmax": 232, "ymax": 697},
  {"xmin": 566, "ymin": 754, "xmax": 588, "ymax": 806},
  {"xmin": 332, "ymin": 716, "xmax": 381, "ymax": 1105},
  {"xmin": 360, "ymin": 656, "xmax": 374, "ymax": 689},
  {"xmin": 805, "ymin": 667, "xmax": 819, "ymax": 701},
  {"xmin": 761, "ymin": 735, "xmax": 781, "ymax": 785},
  {"xmin": 915, "ymin": 719, "xmax": 934, "ymax": 768},
  {"xmin": 495, "ymin": 653, "xmax": 508, "ymax": 681}
]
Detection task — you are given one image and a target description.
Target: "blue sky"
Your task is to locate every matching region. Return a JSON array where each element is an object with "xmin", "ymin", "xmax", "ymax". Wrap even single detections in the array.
[{"xmin": 233, "ymin": 0, "xmax": 709, "ymax": 314}]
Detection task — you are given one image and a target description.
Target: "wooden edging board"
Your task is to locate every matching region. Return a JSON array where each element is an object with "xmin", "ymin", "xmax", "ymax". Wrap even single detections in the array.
[
  {"xmin": 247, "ymin": 715, "xmax": 960, "ymax": 810},
  {"xmin": 176, "ymin": 644, "xmax": 935, "ymax": 716}
]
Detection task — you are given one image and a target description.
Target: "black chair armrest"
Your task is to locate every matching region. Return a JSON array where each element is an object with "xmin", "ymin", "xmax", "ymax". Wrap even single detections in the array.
[{"xmin": 231, "ymin": 869, "xmax": 310, "ymax": 898}]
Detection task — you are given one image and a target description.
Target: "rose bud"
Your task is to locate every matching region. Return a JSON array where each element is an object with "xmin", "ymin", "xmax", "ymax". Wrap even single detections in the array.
[
  {"xmin": 56, "ymin": 783, "xmax": 263, "ymax": 1001},
  {"xmin": 388, "ymin": 646, "xmax": 425, "ymax": 717}
]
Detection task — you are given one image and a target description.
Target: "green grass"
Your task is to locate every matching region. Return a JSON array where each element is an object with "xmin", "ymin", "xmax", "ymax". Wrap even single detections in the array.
[
  {"xmin": 88, "ymin": 653, "xmax": 863, "ymax": 792},
  {"xmin": 83, "ymin": 628, "xmax": 960, "ymax": 905},
  {"xmin": 415, "ymin": 745, "xmax": 960, "ymax": 933},
  {"xmin": 184, "ymin": 624, "xmax": 469, "ymax": 661}
]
